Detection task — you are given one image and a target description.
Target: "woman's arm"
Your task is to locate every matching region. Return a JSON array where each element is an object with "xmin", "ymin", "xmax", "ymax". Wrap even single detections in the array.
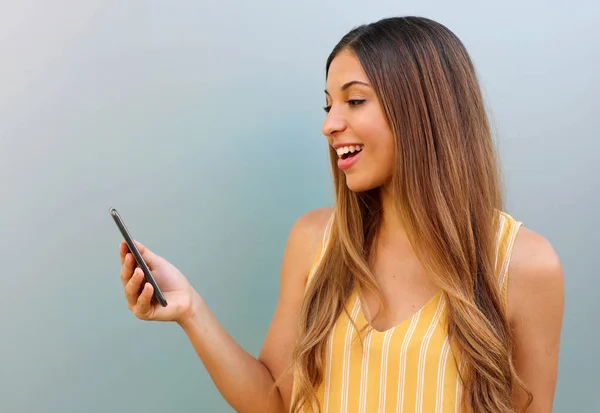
[
  {"xmin": 178, "ymin": 208, "xmax": 332, "ymax": 413},
  {"xmin": 507, "ymin": 226, "xmax": 565, "ymax": 412}
]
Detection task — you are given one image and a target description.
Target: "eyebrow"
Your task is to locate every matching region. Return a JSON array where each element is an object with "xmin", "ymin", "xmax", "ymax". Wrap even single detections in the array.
[{"xmin": 324, "ymin": 80, "xmax": 371, "ymax": 96}]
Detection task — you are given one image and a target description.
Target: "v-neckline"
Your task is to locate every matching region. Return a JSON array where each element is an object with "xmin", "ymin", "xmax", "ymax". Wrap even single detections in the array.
[{"xmin": 354, "ymin": 289, "xmax": 443, "ymax": 334}]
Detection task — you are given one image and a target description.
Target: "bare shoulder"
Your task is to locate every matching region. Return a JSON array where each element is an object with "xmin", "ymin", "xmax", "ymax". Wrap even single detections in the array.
[
  {"xmin": 507, "ymin": 225, "xmax": 564, "ymax": 321},
  {"xmin": 284, "ymin": 207, "xmax": 334, "ymax": 280},
  {"xmin": 289, "ymin": 207, "xmax": 334, "ymax": 244},
  {"xmin": 510, "ymin": 226, "xmax": 561, "ymax": 270},
  {"xmin": 506, "ymin": 225, "xmax": 565, "ymax": 410}
]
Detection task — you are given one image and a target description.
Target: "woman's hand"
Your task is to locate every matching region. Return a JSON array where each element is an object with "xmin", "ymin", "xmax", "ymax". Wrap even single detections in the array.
[{"xmin": 119, "ymin": 240, "xmax": 197, "ymax": 324}]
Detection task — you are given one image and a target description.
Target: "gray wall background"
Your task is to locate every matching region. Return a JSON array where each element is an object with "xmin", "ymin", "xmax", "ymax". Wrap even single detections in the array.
[{"xmin": 1, "ymin": 1, "xmax": 597, "ymax": 412}]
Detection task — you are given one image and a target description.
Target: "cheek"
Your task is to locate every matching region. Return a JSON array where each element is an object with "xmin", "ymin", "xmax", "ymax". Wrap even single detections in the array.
[
  {"xmin": 373, "ymin": 142, "xmax": 396, "ymax": 177},
  {"xmin": 354, "ymin": 109, "xmax": 396, "ymax": 175},
  {"xmin": 364, "ymin": 126, "xmax": 395, "ymax": 168}
]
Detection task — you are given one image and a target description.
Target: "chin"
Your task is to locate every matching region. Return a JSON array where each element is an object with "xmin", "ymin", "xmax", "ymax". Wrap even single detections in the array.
[{"xmin": 344, "ymin": 175, "xmax": 380, "ymax": 193}]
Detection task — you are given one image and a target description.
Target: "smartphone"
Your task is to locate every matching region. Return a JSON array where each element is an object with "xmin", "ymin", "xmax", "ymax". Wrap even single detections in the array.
[{"xmin": 109, "ymin": 207, "xmax": 168, "ymax": 307}]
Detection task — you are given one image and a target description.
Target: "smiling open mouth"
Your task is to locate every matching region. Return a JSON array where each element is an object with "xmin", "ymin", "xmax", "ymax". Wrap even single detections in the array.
[{"xmin": 336, "ymin": 144, "xmax": 364, "ymax": 159}]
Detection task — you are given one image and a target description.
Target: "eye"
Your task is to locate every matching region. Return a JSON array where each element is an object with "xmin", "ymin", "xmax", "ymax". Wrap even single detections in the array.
[
  {"xmin": 347, "ymin": 99, "xmax": 366, "ymax": 107},
  {"xmin": 322, "ymin": 99, "xmax": 365, "ymax": 113}
]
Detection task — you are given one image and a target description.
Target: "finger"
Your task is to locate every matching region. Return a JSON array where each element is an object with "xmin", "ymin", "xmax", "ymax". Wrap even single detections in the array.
[
  {"xmin": 135, "ymin": 283, "xmax": 154, "ymax": 319},
  {"xmin": 119, "ymin": 240, "xmax": 129, "ymax": 265},
  {"xmin": 120, "ymin": 253, "xmax": 136, "ymax": 287},
  {"xmin": 125, "ymin": 268, "xmax": 145, "ymax": 307}
]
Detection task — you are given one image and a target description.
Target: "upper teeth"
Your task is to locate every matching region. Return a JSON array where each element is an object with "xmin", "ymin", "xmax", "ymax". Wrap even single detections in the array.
[{"xmin": 336, "ymin": 145, "xmax": 364, "ymax": 156}]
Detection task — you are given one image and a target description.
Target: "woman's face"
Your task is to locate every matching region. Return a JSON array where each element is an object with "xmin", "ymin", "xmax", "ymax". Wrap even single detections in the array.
[{"xmin": 322, "ymin": 49, "xmax": 396, "ymax": 193}]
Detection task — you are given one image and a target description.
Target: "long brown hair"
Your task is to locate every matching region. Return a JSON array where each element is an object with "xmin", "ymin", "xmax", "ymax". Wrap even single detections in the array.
[{"xmin": 289, "ymin": 16, "xmax": 531, "ymax": 413}]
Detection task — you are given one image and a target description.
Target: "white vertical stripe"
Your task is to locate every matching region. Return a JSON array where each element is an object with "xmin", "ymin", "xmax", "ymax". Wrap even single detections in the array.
[
  {"xmin": 322, "ymin": 326, "xmax": 336, "ymax": 413},
  {"xmin": 416, "ymin": 296, "xmax": 447, "ymax": 413},
  {"xmin": 395, "ymin": 311, "xmax": 422, "ymax": 413},
  {"xmin": 498, "ymin": 221, "xmax": 521, "ymax": 289},
  {"xmin": 494, "ymin": 213, "xmax": 506, "ymax": 270},
  {"xmin": 377, "ymin": 328, "xmax": 396, "ymax": 412},
  {"xmin": 340, "ymin": 297, "xmax": 361, "ymax": 413},
  {"xmin": 454, "ymin": 360, "xmax": 465, "ymax": 413},
  {"xmin": 358, "ymin": 329, "xmax": 374, "ymax": 413},
  {"xmin": 435, "ymin": 337, "xmax": 451, "ymax": 413},
  {"xmin": 318, "ymin": 214, "xmax": 336, "ymax": 413}
]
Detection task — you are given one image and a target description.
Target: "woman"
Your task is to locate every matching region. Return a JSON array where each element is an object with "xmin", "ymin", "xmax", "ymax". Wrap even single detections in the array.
[{"xmin": 118, "ymin": 16, "xmax": 564, "ymax": 413}]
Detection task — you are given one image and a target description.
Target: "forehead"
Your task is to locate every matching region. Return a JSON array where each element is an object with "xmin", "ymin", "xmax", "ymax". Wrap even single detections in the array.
[{"xmin": 326, "ymin": 49, "xmax": 369, "ymax": 90}]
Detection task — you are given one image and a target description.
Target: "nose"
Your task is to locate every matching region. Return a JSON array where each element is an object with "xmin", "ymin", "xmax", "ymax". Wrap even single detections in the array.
[{"xmin": 321, "ymin": 108, "xmax": 347, "ymax": 139}]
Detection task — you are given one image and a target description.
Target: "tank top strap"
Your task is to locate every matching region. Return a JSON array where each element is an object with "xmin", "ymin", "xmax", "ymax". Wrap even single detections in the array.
[
  {"xmin": 306, "ymin": 210, "xmax": 335, "ymax": 288},
  {"xmin": 493, "ymin": 210, "xmax": 523, "ymax": 307}
]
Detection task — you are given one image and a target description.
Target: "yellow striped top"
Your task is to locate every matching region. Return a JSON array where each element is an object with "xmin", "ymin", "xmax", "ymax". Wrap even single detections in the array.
[{"xmin": 294, "ymin": 210, "xmax": 522, "ymax": 413}]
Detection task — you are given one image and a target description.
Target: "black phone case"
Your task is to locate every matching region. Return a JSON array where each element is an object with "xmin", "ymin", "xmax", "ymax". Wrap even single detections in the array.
[{"xmin": 109, "ymin": 207, "xmax": 168, "ymax": 307}]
